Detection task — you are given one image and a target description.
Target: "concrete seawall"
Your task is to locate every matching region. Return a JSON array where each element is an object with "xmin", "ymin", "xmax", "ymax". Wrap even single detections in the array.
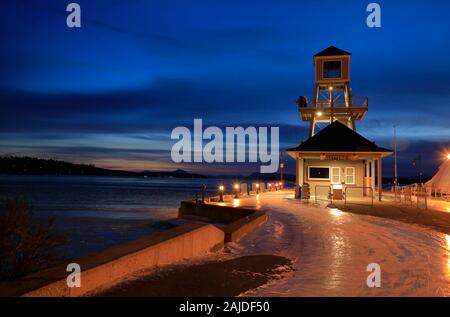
[
  {"xmin": 179, "ymin": 201, "xmax": 254, "ymax": 223},
  {"xmin": 179, "ymin": 201, "xmax": 268, "ymax": 242},
  {"xmin": 222, "ymin": 211, "xmax": 267, "ymax": 242},
  {"xmin": 1, "ymin": 200, "xmax": 267, "ymax": 297},
  {"xmin": 0, "ymin": 223, "xmax": 224, "ymax": 297}
]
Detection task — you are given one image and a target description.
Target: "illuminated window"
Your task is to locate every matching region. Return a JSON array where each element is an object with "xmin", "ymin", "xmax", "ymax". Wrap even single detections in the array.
[
  {"xmin": 345, "ymin": 167, "xmax": 355, "ymax": 184},
  {"xmin": 331, "ymin": 167, "xmax": 341, "ymax": 184},
  {"xmin": 308, "ymin": 167, "xmax": 330, "ymax": 180},
  {"xmin": 323, "ymin": 61, "xmax": 341, "ymax": 78}
]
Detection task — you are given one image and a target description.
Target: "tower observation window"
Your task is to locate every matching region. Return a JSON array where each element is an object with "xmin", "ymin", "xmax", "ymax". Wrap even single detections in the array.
[{"xmin": 323, "ymin": 61, "xmax": 341, "ymax": 78}]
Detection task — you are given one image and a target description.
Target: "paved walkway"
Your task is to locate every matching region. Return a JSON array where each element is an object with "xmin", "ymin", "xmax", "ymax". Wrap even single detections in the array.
[
  {"xmin": 97, "ymin": 190, "xmax": 450, "ymax": 296},
  {"xmin": 222, "ymin": 190, "xmax": 450, "ymax": 296}
]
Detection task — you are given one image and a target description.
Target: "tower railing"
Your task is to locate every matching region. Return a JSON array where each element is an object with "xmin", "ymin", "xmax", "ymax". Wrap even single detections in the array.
[{"xmin": 297, "ymin": 96, "xmax": 368, "ymax": 110}]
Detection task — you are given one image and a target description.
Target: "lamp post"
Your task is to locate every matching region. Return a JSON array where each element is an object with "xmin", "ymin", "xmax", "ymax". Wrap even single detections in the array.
[
  {"xmin": 219, "ymin": 185, "xmax": 224, "ymax": 202},
  {"xmin": 412, "ymin": 154, "xmax": 423, "ymax": 184},
  {"xmin": 201, "ymin": 184, "xmax": 206, "ymax": 203},
  {"xmin": 393, "ymin": 125, "xmax": 398, "ymax": 187},
  {"xmin": 234, "ymin": 183, "xmax": 240, "ymax": 199}
]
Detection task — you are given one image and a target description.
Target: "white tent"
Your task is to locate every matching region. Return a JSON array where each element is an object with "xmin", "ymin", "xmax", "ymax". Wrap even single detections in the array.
[{"xmin": 426, "ymin": 159, "xmax": 450, "ymax": 194}]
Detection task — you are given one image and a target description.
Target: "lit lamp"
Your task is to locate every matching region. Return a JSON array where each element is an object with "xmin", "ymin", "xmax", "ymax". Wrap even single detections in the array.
[
  {"xmin": 316, "ymin": 111, "xmax": 322, "ymax": 117},
  {"xmin": 268, "ymin": 183, "xmax": 272, "ymax": 191},
  {"xmin": 234, "ymin": 183, "xmax": 240, "ymax": 199},
  {"xmin": 447, "ymin": 153, "xmax": 450, "ymax": 160},
  {"xmin": 219, "ymin": 185, "xmax": 224, "ymax": 202},
  {"xmin": 255, "ymin": 183, "xmax": 260, "ymax": 194},
  {"xmin": 279, "ymin": 182, "xmax": 283, "ymax": 189}
]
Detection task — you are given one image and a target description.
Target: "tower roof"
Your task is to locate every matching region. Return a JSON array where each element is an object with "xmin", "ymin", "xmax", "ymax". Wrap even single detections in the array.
[
  {"xmin": 314, "ymin": 46, "xmax": 351, "ymax": 57},
  {"xmin": 287, "ymin": 121, "xmax": 391, "ymax": 153}
]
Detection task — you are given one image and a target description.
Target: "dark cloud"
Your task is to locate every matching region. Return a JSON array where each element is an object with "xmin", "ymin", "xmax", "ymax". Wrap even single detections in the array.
[
  {"xmin": 0, "ymin": 144, "xmax": 169, "ymax": 164},
  {"xmin": 0, "ymin": 1, "xmax": 449, "ymax": 176},
  {"xmin": 0, "ymin": 78, "xmax": 301, "ymax": 134}
]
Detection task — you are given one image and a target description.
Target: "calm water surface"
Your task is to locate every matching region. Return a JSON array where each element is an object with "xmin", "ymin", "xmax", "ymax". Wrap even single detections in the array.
[{"xmin": 0, "ymin": 175, "xmax": 242, "ymax": 258}]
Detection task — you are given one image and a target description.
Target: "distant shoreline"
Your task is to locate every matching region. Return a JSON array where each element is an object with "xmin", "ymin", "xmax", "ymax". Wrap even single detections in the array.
[
  {"xmin": 0, "ymin": 156, "xmax": 206, "ymax": 179},
  {"xmin": 0, "ymin": 156, "xmax": 296, "ymax": 181},
  {"xmin": 0, "ymin": 173, "xmax": 428, "ymax": 185},
  {"xmin": 0, "ymin": 156, "xmax": 427, "ymax": 183}
]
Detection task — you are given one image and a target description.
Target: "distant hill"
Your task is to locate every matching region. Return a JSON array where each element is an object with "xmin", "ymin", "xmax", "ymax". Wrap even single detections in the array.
[
  {"xmin": 245, "ymin": 172, "xmax": 295, "ymax": 182},
  {"xmin": 209, "ymin": 172, "xmax": 295, "ymax": 182},
  {"xmin": 0, "ymin": 156, "xmax": 206, "ymax": 178},
  {"xmin": 138, "ymin": 169, "xmax": 206, "ymax": 179}
]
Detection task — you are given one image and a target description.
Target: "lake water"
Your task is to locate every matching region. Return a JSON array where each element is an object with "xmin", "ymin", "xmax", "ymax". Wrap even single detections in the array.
[{"xmin": 0, "ymin": 175, "xmax": 251, "ymax": 259}]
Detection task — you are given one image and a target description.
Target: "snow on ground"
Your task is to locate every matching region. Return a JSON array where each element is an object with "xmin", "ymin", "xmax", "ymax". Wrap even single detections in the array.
[{"xmin": 221, "ymin": 191, "xmax": 450, "ymax": 296}]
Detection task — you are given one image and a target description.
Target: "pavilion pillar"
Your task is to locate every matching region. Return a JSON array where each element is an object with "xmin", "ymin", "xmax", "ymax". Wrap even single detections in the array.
[
  {"xmin": 364, "ymin": 161, "xmax": 370, "ymax": 196},
  {"xmin": 371, "ymin": 159, "xmax": 375, "ymax": 197},
  {"xmin": 299, "ymin": 158, "xmax": 304, "ymax": 186},
  {"xmin": 377, "ymin": 157, "xmax": 383, "ymax": 201},
  {"xmin": 366, "ymin": 161, "xmax": 370, "ymax": 179}
]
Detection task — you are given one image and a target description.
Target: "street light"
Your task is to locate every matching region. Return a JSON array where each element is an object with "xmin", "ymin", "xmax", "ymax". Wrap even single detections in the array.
[
  {"xmin": 218, "ymin": 185, "xmax": 224, "ymax": 202},
  {"xmin": 234, "ymin": 183, "xmax": 240, "ymax": 199}
]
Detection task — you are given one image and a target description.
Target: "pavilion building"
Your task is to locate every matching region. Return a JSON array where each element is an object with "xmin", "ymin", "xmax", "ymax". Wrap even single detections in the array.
[{"xmin": 287, "ymin": 46, "xmax": 392, "ymax": 201}]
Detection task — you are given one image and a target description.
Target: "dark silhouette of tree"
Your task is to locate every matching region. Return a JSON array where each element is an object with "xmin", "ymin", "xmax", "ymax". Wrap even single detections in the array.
[{"xmin": 0, "ymin": 199, "xmax": 66, "ymax": 280}]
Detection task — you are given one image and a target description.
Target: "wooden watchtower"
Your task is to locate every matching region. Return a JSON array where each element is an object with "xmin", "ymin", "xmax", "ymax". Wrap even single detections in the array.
[
  {"xmin": 297, "ymin": 46, "xmax": 368, "ymax": 137},
  {"xmin": 288, "ymin": 46, "xmax": 392, "ymax": 202}
]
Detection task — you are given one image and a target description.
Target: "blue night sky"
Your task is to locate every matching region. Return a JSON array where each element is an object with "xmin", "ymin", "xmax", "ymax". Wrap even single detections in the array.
[{"xmin": 0, "ymin": 0, "xmax": 449, "ymax": 177}]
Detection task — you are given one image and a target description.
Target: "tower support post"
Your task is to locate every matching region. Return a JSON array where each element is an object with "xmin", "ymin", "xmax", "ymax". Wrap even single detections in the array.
[{"xmin": 309, "ymin": 119, "xmax": 315, "ymax": 137}]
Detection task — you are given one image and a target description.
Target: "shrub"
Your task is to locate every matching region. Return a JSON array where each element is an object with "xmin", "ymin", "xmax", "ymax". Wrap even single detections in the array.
[{"xmin": 0, "ymin": 199, "xmax": 65, "ymax": 280}]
